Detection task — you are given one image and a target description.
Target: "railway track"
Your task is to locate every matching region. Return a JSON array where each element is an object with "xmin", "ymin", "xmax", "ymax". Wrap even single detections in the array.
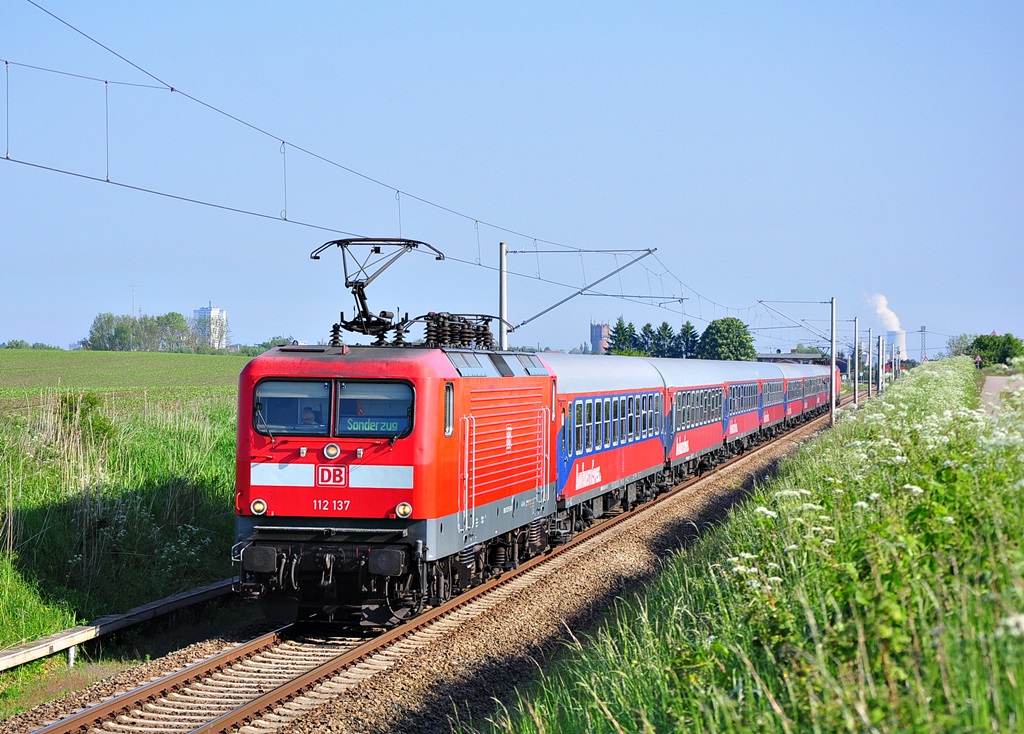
[{"xmin": 33, "ymin": 405, "xmax": 845, "ymax": 734}]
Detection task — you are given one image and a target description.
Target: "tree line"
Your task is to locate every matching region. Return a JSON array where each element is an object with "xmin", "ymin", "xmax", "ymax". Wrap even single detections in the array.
[
  {"xmin": 605, "ymin": 316, "xmax": 758, "ymax": 361},
  {"xmin": 77, "ymin": 311, "xmax": 237, "ymax": 353},
  {"xmin": 77, "ymin": 312, "xmax": 297, "ymax": 356},
  {"xmin": 945, "ymin": 332, "xmax": 1024, "ymax": 367}
]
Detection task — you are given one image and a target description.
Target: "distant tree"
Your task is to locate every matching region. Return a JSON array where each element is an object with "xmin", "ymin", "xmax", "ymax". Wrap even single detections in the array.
[
  {"xmin": 945, "ymin": 333, "xmax": 977, "ymax": 358},
  {"xmin": 637, "ymin": 323, "xmax": 656, "ymax": 355},
  {"xmin": 969, "ymin": 333, "xmax": 1024, "ymax": 367},
  {"xmin": 623, "ymin": 322, "xmax": 640, "ymax": 353},
  {"xmin": 157, "ymin": 312, "xmax": 195, "ymax": 351},
  {"xmin": 30, "ymin": 342, "xmax": 61, "ymax": 350},
  {"xmin": 651, "ymin": 321, "xmax": 676, "ymax": 358},
  {"xmin": 83, "ymin": 313, "xmax": 134, "ymax": 351},
  {"xmin": 2, "ymin": 339, "xmax": 31, "ymax": 349},
  {"xmin": 794, "ymin": 343, "xmax": 823, "ymax": 354},
  {"xmin": 607, "ymin": 318, "xmax": 635, "ymax": 354},
  {"xmin": 696, "ymin": 317, "xmax": 756, "ymax": 361},
  {"xmin": 675, "ymin": 321, "xmax": 699, "ymax": 359}
]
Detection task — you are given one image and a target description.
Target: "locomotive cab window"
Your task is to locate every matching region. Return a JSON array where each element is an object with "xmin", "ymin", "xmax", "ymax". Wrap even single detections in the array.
[
  {"xmin": 444, "ymin": 383, "xmax": 454, "ymax": 437},
  {"xmin": 336, "ymin": 381, "xmax": 413, "ymax": 438},
  {"xmin": 253, "ymin": 380, "xmax": 331, "ymax": 436}
]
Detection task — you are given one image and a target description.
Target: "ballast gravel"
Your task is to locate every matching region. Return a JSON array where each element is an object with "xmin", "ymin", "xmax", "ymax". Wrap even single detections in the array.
[
  {"xmin": 278, "ymin": 428, "xmax": 817, "ymax": 734},
  {"xmin": 8, "ymin": 422, "xmax": 821, "ymax": 734},
  {"xmin": 1, "ymin": 624, "xmax": 271, "ymax": 734}
]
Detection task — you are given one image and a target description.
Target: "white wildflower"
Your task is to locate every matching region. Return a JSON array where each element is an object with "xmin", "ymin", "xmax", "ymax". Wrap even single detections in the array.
[
  {"xmin": 822, "ymin": 538, "xmax": 837, "ymax": 545},
  {"xmin": 997, "ymin": 614, "xmax": 1024, "ymax": 638},
  {"xmin": 868, "ymin": 492, "xmax": 882, "ymax": 501},
  {"xmin": 754, "ymin": 506, "xmax": 778, "ymax": 519},
  {"xmin": 853, "ymin": 501, "xmax": 869, "ymax": 510},
  {"xmin": 941, "ymin": 516, "xmax": 955, "ymax": 525},
  {"xmin": 902, "ymin": 484, "xmax": 925, "ymax": 496}
]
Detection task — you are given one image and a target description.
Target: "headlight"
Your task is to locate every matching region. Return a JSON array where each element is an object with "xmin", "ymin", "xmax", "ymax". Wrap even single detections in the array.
[
  {"xmin": 324, "ymin": 443, "xmax": 341, "ymax": 459},
  {"xmin": 250, "ymin": 498, "xmax": 268, "ymax": 515},
  {"xmin": 395, "ymin": 502, "xmax": 413, "ymax": 519}
]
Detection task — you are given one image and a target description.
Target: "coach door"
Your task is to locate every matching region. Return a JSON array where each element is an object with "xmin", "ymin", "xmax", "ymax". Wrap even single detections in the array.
[
  {"xmin": 458, "ymin": 414, "xmax": 477, "ymax": 536},
  {"xmin": 535, "ymin": 406, "xmax": 551, "ymax": 515}
]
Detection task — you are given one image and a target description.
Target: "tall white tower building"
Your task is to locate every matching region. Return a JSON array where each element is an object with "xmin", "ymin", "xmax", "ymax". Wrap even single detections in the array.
[{"xmin": 194, "ymin": 304, "xmax": 228, "ymax": 349}]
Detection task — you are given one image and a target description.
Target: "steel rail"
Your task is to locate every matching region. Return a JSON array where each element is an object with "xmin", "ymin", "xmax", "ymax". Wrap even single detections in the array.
[{"xmin": 32, "ymin": 626, "xmax": 293, "ymax": 734}]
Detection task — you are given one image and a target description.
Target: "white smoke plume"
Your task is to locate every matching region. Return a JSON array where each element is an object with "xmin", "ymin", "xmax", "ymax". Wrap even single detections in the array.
[
  {"xmin": 869, "ymin": 293, "xmax": 902, "ymax": 331},
  {"xmin": 869, "ymin": 293, "xmax": 907, "ymax": 357}
]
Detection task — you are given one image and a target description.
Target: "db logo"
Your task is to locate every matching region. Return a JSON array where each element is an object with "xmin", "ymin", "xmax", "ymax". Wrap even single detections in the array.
[{"xmin": 317, "ymin": 465, "xmax": 347, "ymax": 486}]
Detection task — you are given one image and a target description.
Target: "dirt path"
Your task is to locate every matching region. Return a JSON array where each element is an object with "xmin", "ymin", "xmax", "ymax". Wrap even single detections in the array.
[{"xmin": 981, "ymin": 375, "xmax": 1015, "ymax": 414}]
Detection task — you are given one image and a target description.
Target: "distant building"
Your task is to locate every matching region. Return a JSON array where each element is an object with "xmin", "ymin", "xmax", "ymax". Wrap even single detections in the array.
[
  {"xmin": 194, "ymin": 304, "xmax": 228, "ymax": 349},
  {"xmin": 755, "ymin": 349, "xmax": 822, "ymax": 365},
  {"xmin": 590, "ymin": 322, "xmax": 610, "ymax": 354}
]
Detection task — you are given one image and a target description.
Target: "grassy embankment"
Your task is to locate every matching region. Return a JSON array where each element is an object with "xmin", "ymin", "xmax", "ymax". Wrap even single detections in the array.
[
  {"xmin": 476, "ymin": 357, "xmax": 1024, "ymax": 733},
  {"xmin": 0, "ymin": 350, "xmax": 248, "ymax": 649}
]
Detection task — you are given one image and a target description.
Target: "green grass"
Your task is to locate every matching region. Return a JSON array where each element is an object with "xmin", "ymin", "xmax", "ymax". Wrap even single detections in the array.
[
  {"xmin": 474, "ymin": 357, "xmax": 1024, "ymax": 733},
  {"xmin": 0, "ymin": 351, "xmax": 246, "ymax": 650},
  {"xmin": 0, "ymin": 350, "xmax": 249, "ymax": 407}
]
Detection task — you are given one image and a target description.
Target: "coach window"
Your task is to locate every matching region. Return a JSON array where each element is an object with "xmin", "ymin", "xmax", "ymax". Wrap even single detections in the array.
[
  {"xmin": 574, "ymin": 401, "xmax": 584, "ymax": 455},
  {"xmin": 598, "ymin": 395, "xmax": 606, "ymax": 446},
  {"xmin": 561, "ymin": 407, "xmax": 569, "ymax": 455},
  {"xmin": 595, "ymin": 400, "xmax": 603, "ymax": 449},
  {"xmin": 639, "ymin": 395, "xmax": 646, "ymax": 438},
  {"xmin": 589, "ymin": 397, "xmax": 598, "ymax": 450},
  {"xmin": 335, "ymin": 381, "xmax": 413, "ymax": 438},
  {"xmin": 254, "ymin": 379, "xmax": 331, "ymax": 436},
  {"xmin": 619, "ymin": 397, "xmax": 627, "ymax": 442},
  {"xmin": 612, "ymin": 398, "xmax": 619, "ymax": 445},
  {"xmin": 444, "ymin": 383, "xmax": 454, "ymax": 437},
  {"xmin": 627, "ymin": 396, "xmax": 634, "ymax": 440}
]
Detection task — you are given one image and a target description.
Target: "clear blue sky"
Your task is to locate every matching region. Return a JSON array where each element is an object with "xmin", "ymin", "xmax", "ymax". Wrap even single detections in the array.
[{"xmin": 3, "ymin": 2, "xmax": 1021, "ymax": 359}]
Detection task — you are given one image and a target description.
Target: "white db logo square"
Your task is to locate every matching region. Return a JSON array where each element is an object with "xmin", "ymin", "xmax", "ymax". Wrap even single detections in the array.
[{"xmin": 317, "ymin": 465, "xmax": 347, "ymax": 486}]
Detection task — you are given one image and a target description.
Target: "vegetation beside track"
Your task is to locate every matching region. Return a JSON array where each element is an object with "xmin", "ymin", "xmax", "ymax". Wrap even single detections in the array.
[
  {"xmin": 478, "ymin": 357, "xmax": 1024, "ymax": 733},
  {"xmin": 0, "ymin": 351, "xmax": 245, "ymax": 652}
]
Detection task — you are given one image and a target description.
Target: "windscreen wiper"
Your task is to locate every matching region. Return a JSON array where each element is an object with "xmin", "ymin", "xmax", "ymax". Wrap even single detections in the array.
[{"xmin": 255, "ymin": 402, "xmax": 276, "ymax": 444}]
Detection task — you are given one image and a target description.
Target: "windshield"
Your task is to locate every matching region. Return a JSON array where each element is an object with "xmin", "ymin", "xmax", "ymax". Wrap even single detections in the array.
[
  {"xmin": 253, "ymin": 380, "xmax": 331, "ymax": 436},
  {"xmin": 336, "ymin": 381, "xmax": 413, "ymax": 438}
]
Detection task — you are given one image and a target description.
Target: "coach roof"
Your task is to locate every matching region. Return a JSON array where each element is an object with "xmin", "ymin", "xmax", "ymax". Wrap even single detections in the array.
[{"xmin": 538, "ymin": 353, "xmax": 664, "ymax": 394}]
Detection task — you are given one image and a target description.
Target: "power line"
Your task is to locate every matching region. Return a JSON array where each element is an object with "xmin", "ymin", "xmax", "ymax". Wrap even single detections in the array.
[
  {"xmin": 5, "ymin": 157, "xmax": 361, "ymax": 236},
  {"xmin": 12, "ymin": 2, "xmax": 836, "ymax": 345}
]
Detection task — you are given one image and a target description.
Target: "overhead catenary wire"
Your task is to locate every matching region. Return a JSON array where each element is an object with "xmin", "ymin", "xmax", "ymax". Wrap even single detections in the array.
[
  {"xmin": 11, "ymin": 2, "xmax": 831, "ymax": 350},
  {"xmin": 6, "ymin": 157, "xmax": 362, "ymax": 237}
]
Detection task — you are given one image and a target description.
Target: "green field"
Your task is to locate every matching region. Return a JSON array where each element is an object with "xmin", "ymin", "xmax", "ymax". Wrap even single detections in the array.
[
  {"xmin": 0, "ymin": 350, "xmax": 249, "ymax": 654},
  {"xmin": 0, "ymin": 350, "xmax": 250, "ymax": 406}
]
